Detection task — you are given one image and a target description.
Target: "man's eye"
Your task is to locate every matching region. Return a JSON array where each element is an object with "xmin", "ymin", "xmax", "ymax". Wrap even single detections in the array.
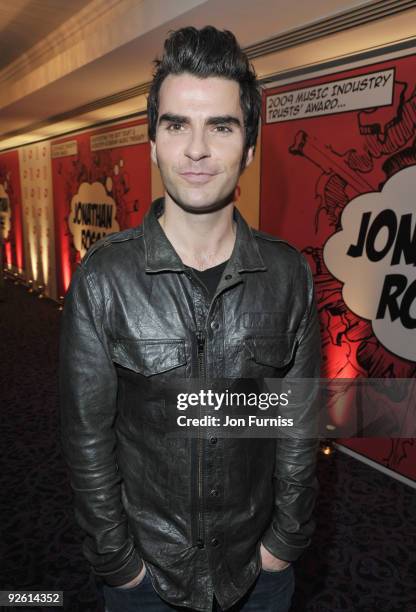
[
  {"xmin": 167, "ymin": 123, "xmax": 184, "ymax": 131},
  {"xmin": 214, "ymin": 125, "xmax": 232, "ymax": 133}
]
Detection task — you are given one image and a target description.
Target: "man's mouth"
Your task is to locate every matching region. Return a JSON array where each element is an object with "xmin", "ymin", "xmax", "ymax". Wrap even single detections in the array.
[{"xmin": 179, "ymin": 172, "xmax": 217, "ymax": 184}]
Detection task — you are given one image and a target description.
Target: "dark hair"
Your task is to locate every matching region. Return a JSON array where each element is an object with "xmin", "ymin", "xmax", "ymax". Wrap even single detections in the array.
[{"xmin": 147, "ymin": 26, "xmax": 261, "ymax": 167}]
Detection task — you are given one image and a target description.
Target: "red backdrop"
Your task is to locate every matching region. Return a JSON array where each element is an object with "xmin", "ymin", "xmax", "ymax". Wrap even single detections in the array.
[
  {"xmin": 0, "ymin": 149, "xmax": 24, "ymax": 273},
  {"xmin": 52, "ymin": 118, "xmax": 151, "ymax": 297},
  {"xmin": 260, "ymin": 51, "xmax": 416, "ymax": 482}
]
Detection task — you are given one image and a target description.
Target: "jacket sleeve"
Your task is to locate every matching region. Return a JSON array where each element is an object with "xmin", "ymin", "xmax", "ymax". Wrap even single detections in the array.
[
  {"xmin": 59, "ymin": 262, "xmax": 143, "ymax": 586},
  {"xmin": 261, "ymin": 255, "xmax": 321, "ymax": 562}
]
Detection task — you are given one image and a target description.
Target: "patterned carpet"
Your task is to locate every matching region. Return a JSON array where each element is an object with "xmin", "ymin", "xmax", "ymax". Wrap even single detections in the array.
[{"xmin": 1, "ymin": 279, "xmax": 415, "ymax": 612}]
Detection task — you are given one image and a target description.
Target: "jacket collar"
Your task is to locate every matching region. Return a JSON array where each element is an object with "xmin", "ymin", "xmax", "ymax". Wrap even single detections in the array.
[{"xmin": 143, "ymin": 197, "xmax": 266, "ymax": 274}]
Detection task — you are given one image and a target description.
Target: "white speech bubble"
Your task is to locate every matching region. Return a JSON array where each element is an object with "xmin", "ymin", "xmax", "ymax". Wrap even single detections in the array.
[
  {"xmin": 69, "ymin": 181, "xmax": 119, "ymax": 258},
  {"xmin": 324, "ymin": 165, "xmax": 416, "ymax": 361}
]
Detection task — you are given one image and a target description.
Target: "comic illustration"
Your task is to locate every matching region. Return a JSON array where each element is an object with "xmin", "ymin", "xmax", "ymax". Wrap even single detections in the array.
[
  {"xmin": 260, "ymin": 52, "xmax": 416, "ymax": 481},
  {"xmin": 51, "ymin": 120, "xmax": 150, "ymax": 296}
]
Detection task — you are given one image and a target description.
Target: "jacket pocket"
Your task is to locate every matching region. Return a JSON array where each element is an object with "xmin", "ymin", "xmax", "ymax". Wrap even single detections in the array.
[
  {"xmin": 111, "ymin": 339, "xmax": 187, "ymax": 377},
  {"xmin": 248, "ymin": 335, "xmax": 297, "ymax": 370},
  {"xmin": 225, "ymin": 334, "xmax": 297, "ymax": 378},
  {"xmin": 110, "ymin": 339, "xmax": 187, "ymax": 427}
]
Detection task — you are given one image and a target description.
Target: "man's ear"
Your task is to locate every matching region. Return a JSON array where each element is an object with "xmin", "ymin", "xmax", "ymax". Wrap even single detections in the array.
[
  {"xmin": 244, "ymin": 146, "xmax": 255, "ymax": 170},
  {"xmin": 150, "ymin": 140, "xmax": 158, "ymax": 166}
]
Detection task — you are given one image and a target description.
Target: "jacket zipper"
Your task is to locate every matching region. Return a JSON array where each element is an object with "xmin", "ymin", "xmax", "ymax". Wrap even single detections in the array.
[
  {"xmin": 197, "ymin": 331, "xmax": 206, "ymax": 378},
  {"xmin": 196, "ymin": 330, "xmax": 206, "ymax": 548}
]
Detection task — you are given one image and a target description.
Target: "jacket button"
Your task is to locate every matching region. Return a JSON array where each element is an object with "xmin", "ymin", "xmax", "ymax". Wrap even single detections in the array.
[
  {"xmin": 196, "ymin": 539, "xmax": 204, "ymax": 549},
  {"xmin": 210, "ymin": 537, "xmax": 219, "ymax": 547},
  {"xmin": 225, "ymin": 274, "xmax": 232, "ymax": 280},
  {"xmin": 210, "ymin": 488, "xmax": 219, "ymax": 497},
  {"xmin": 209, "ymin": 436, "xmax": 217, "ymax": 445}
]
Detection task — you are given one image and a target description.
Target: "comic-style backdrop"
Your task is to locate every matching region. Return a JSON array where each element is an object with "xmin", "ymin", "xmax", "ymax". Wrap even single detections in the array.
[
  {"xmin": 51, "ymin": 118, "xmax": 150, "ymax": 297},
  {"xmin": 0, "ymin": 150, "xmax": 24, "ymax": 274},
  {"xmin": 260, "ymin": 51, "xmax": 416, "ymax": 482}
]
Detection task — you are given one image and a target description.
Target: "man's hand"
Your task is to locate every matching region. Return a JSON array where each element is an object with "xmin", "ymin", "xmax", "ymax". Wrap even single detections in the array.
[
  {"xmin": 117, "ymin": 563, "xmax": 147, "ymax": 589},
  {"xmin": 260, "ymin": 542, "xmax": 291, "ymax": 571}
]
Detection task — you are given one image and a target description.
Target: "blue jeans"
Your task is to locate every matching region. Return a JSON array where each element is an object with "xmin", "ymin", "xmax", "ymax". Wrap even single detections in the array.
[{"xmin": 101, "ymin": 565, "xmax": 295, "ymax": 611}]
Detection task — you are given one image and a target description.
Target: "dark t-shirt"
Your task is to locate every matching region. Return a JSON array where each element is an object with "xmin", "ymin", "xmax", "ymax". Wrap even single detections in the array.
[{"xmin": 190, "ymin": 260, "xmax": 229, "ymax": 301}]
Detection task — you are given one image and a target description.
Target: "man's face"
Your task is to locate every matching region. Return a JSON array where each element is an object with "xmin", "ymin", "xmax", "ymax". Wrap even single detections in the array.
[{"xmin": 150, "ymin": 73, "xmax": 254, "ymax": 213}]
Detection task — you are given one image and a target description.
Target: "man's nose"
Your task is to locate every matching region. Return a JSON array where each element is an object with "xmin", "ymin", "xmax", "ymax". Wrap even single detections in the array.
[{"xmin": 184, "ymin": 128, "xmax": 210, "ymax": 161}]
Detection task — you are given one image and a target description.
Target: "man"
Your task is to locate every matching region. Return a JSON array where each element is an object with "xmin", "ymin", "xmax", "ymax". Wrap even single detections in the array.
[{"xmin": 59, "ymin": 26, "xmax": 321, "ymax": 612}]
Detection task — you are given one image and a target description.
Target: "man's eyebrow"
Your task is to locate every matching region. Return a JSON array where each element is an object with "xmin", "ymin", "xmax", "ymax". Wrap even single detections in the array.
[
  {"xmin": 158, "ymin": 113, "xmax": 189, "ymax": 125},
  {"xmin": 206, "ymin": 115, "xmax": 242, "ymax": 127},
  {"xmin": 158, "ymin": 113, "xmax": 242, "ymax": 127}
]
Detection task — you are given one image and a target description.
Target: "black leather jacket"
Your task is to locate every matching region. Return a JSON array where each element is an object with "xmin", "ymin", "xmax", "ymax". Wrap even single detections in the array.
[{"xmin": 59, "ymin": 198, "xmax": 321, "ymax": 611}]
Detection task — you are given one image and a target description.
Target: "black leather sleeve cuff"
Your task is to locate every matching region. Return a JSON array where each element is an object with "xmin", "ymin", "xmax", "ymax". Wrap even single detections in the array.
[
  {"xmin": 261, "ymin": 528, "xmax": 307, "ymax": 563},
  {"xmin": 99, "ymin": 551, "xmax": 144, "ymax": 587}
]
